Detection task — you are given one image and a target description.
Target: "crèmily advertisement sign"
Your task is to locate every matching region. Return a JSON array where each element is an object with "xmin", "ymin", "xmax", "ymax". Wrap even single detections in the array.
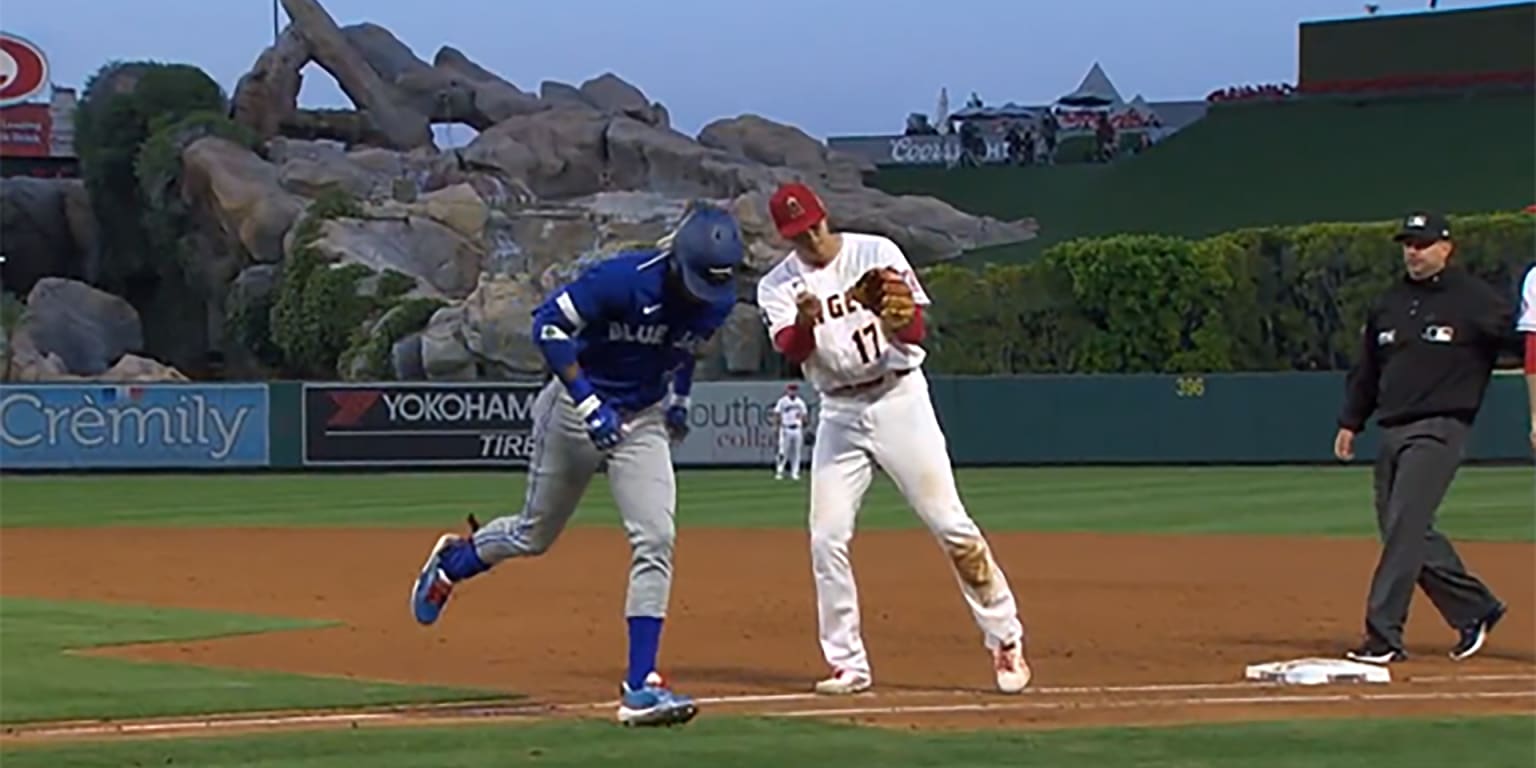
[
  {"xmin": 0, "ymin": 384, "xmax": 270, "ymax": 469},
  {"xmin": 303, "ymin": 382, "xmax": 545, "ymax": 467}
]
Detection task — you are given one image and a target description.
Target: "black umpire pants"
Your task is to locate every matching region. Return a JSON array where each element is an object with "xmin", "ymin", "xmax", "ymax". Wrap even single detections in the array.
[{"xmin": 1364, "ymin": 416, "xmax": 1501, "ymax": 649}]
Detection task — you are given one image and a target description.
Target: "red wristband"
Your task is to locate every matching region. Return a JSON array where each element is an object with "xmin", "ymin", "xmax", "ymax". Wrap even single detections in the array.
[{"xmin": 895, "ymin": 307, "xmax": 926, "ymax": 344}]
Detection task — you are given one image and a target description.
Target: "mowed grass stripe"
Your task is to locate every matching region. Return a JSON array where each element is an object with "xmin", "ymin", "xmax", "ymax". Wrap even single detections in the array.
[
  {"xmin": 3, "ymin": 714, "xmax": 1534, "ymax": 768},
  {"xmin": 0, "ymin": 467, "xmax": 1528, "ymax": 540},
  {"xmin": 0, "ymin": 598, "xmax": 501, "ymax": 724}
]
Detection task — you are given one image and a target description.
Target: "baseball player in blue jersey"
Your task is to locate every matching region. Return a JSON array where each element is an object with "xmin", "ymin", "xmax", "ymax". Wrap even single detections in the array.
[{"xmin": 409, "ymin": 203, "xmax": 744, "ymax": 728}]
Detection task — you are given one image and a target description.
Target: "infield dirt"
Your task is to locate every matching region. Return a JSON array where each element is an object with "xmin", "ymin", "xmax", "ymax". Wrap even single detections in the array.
[{"xmin": 2, "ymin": 527, "xmax": 1532, "ymax": 738}]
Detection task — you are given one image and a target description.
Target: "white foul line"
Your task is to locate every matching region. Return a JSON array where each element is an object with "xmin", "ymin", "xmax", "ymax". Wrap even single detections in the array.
[
  {"xmin": 10, "ymin": 673, "xmax": 1533, "ymax": 739},
  {"xmin": 567, "ymin": 673, "xmax": 1536, "ymax": 711},
  {"xmin": 19, "ymin": 712, "xmax": 409, "ymax": 738},
  {"xmin": 766, "ymin": 689, "xmax": 1536, "ymax": 719}
]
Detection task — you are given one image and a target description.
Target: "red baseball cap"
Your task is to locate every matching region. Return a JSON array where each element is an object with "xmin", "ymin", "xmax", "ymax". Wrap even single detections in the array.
[{"xmin": 769, "ymin": 182, "xmax": 827, "ymax": 239}]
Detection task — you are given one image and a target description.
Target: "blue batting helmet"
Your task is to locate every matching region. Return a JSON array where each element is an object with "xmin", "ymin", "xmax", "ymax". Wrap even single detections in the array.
[{"xmin": 670, "ymin": 204, "xmax": 744, "ymax": 304}]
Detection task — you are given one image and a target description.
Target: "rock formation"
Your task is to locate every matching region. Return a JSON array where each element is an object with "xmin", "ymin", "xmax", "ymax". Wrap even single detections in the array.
[{"xmin": 2, "ymin": 0, "xmax": 1037, "ymax": 383}]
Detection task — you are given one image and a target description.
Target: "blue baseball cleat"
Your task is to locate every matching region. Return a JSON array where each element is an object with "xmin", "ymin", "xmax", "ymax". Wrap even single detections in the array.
[
  {"xmin": 617, "ymin": 672, "xmax": 698, "ymax": 727},
  {"xmin": 411, "ymin": 534, "xmax": 461, "ymax": 625}
]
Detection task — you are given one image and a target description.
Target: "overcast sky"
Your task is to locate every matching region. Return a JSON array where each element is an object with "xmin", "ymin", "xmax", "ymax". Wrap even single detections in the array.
[{"xmin": 1, "ymin": 0, "xmax": 1508, "ymax": 140}]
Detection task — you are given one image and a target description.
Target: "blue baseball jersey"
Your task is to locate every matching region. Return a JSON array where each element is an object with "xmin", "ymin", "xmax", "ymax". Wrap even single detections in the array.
[{"xmin": 533, "ymin": 249, "xmax": 734, "ymax": 412}]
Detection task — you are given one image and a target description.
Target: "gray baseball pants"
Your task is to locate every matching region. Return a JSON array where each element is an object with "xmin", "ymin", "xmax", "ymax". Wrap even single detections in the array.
[
  {"xmin": 1364, "ymin": 416, "xmax": 1501, "ymax": 649},
  {"xmin": 469, "ymin": 378, "xmax": 677, "ymax": 618}
]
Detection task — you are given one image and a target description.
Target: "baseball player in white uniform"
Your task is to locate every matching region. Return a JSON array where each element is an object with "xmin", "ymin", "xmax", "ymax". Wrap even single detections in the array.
[
  {"xmin": 1519, "ymin": 263, "xmax": 1536, "ymax": 453},
  {"xmin": 771, "ymin": 383, "xmax": 810, "ymax": 479},
  {"xmin": 755, "ymin": 181, "xmax": 1031, "ymax": 696}
]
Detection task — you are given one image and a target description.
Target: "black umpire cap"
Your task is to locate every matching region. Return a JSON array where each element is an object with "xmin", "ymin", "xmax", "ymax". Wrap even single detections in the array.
[{"xmin": 1393, "ymin": 211, "xmax": 1452, "ymax": 243}]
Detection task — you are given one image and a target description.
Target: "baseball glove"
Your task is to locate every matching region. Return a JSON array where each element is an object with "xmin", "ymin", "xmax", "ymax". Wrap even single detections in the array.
[{"xmin": 853, "ymin": 268, "xmax": 916, "ymax": 331}]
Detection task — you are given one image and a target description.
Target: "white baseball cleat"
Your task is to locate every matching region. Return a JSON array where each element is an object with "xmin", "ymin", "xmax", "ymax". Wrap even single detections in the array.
[
  {"xmin": 993, "ymin": 640, "xmax": 1031, "ymax": 693},
  {"xmin": 813, "ymin": 669, "xmax": 872, "ymax": 695}
]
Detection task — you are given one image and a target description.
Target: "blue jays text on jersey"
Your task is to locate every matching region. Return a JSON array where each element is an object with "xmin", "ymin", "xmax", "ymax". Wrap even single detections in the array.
[{"xmin": 531, "ymin": 249, "xmax": 734, "ymax": 412}]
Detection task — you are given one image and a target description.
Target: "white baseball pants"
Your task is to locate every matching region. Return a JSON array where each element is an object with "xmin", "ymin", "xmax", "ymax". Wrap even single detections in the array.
[
  {"xmin": 777, "ymin": 426, "xmax": 803, "ymax": 478},
  {"xmin": 808, "ymin": 370, "xmax": 1023, "ymax": 680}
]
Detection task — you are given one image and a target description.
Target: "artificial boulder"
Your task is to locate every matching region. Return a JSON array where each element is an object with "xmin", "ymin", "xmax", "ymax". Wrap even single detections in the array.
[
  {"xmin": 0, "ymin": 178, "xmax": 94, "ymax": 295},
  {"xmin": 17, "ymin": 278, "xmax": 144, "ymax": 376},
  {"xmin": 98, "ymin": 354, "xmax": 192, "ymax": 382},
  {"xmin": 579, "ymin": 72, "xmax": 668, "ymax": 127},
  {"xmin": 391, "ymin": 331, "xmax": 426, "ymax": 379},
  {"xmin": 181, "ymin": 137, "xmax": 307, "ymax": 264},
  {"xmin": 458, "ymin": 273, "xmax": 547, "ymax": 378},
  {"xmin": 719, "ymin": 302, "xmax": 768, "ymax": 375},
  {"xmin": 461, "ymin": 107, "xmax": 611, "ymax": 199},
  {"xmin": 420, "ymin": 305, "xmax": 477, "ymax": 380},
  {"xmin": 367, "ymin": 182, "xmax": 489, "ymax": 241},
  {"xmin": 309, "ymin": 216, "xmax": 483, "ymax": 299},
  {"xmin": 699, "ymin": 115, "xmax": 873, "ymax": 190}
]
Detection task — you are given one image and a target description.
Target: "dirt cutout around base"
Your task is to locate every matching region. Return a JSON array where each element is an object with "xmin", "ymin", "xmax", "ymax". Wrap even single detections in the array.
[{"xmin": 1, "ymin": 528, "xmax": 1531, "ymax": 740}]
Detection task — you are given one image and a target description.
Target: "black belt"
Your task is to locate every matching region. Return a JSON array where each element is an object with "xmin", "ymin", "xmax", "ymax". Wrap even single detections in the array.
[{"xmin": 830, "ymin": 369, "xmax": 912, "ymax": 397}]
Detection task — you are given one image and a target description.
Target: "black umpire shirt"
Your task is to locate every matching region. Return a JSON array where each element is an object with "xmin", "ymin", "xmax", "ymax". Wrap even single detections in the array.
[{"xmin": 1338, "ymin": 265, "xmax": 1516, "ymax": 431}]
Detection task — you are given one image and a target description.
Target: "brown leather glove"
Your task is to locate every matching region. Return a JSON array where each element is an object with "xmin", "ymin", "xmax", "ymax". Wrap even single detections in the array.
[{"xmin": 853, "ymin": 268, "xmax": 916, "ymax": 331}]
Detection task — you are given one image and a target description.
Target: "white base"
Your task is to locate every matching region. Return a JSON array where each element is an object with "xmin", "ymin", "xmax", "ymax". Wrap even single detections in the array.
[{"xmin": 1244, "ymin": 657, "xmax": 1392, "ymax": 686}]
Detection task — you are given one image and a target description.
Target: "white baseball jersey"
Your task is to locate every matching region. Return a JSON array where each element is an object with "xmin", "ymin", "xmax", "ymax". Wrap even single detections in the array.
[
  {"xmin": 1518, "ymin": 265, "xmax": 1536, "ymax": 333},
  {"xmin": 756, "ymin": 233, "xmax": 931, "ymax": 394},
  {"xmin": 774, "ymin": 395, "xmax": 808, "ymax": 429}
]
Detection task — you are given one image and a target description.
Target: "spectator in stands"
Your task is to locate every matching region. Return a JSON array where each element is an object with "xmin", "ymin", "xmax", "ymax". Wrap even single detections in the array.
[
  {"xmin": 957, "ymin": 120, "xmax": 984, "ymax": 167},
  {"xmin": 904, "ymin": 113, "xmax": 939, "ymax": 136},
  {"xmin": 1041, "ymin": 112, "xmax": 1059, "ymax": 165},
  {"xmin": 1095, "ymin": 112, "xmax": 1116, "ymax": 163},
  {"xmin": 1005, "ymin": 123, "xmax": 1026, "ymax": 165}
]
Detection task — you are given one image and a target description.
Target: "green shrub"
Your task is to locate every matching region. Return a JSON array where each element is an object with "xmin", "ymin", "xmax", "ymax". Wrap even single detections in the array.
[
  {"xmin": 377, "ymin": 269, "xmax": 417, "ymax": 301},
  {"xmin": 338, "ymin": 297, "xmax": 446, "ymax": 380},
  {"xmin": 136, "ymin": 110, "xmax": 260, "ymax": 275},
  {"xmin": 268, "ymin": 188, "xmax": 441, "ymax": 379},
  {"xmin": 921, "ymin": 211, "xmax": 1535, "ymax": 374},
  {"xmin": 269, "ymin": 222, "xmax": 376, "ymax": 377},
  {"xmin": 75, "ymin": 61, "xmax": 227, "ymax": 290}
]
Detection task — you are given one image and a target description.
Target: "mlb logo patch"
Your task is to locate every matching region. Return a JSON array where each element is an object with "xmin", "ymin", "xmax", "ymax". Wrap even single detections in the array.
[
  {"xmin": 1376, "ymin": 329, "xmax": 1396, "ymax": 346},
  {"xmin": 1422, "ymin": 325, "xmax": 1455, "ymax": 343}
]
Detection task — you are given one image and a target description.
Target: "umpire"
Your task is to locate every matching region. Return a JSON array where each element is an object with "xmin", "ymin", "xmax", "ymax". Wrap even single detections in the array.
[{"xmin": 1333, "ymin": 210, "xmax": 1511, "ymax": 665}]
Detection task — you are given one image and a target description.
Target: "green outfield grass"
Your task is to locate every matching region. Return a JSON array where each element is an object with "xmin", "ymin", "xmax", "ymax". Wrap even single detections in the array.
[
  {"xmin": 5, "ymin": 715, "xmax": 1534, "ymax": 768},
  {"xmin": 1, "ymin": 466, "xmax": 1530, "ymax": 540},
  {"xmin": 0, "ymin": 598, "xmax": 500, "ymax": 724}
]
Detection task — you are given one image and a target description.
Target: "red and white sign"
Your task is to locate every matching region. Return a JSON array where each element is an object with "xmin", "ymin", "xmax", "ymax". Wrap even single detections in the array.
[
  {"xmin": 1, "ymin": 102, "xmax": 52, "ymax": 156},
  {"xmin": 0, "ymin": 33, "xmax": 50, "ymax": 106}
]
